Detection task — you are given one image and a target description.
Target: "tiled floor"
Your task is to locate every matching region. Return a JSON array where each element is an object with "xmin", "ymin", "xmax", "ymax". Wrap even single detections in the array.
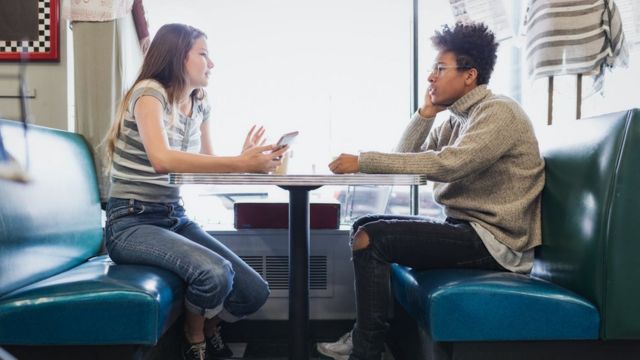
[
  {"xmin": 228, "ymin": 342, "xmax": 324, "ymax": 359},
  {"xmin": 223, "ymin": 342, "xmax": 395, "ymax": 359}
]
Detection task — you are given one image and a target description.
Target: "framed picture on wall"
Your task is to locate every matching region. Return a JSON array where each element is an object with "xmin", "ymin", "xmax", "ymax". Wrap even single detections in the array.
[{"xmin": 0, "ymin": 0, "xmax": 59, "ymax": 62}]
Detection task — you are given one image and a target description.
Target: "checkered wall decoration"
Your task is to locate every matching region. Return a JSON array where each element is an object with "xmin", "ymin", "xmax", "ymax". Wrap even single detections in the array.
[{"xmin": 0, "ymin": 0, "xmax": 59, "ymax": 61}]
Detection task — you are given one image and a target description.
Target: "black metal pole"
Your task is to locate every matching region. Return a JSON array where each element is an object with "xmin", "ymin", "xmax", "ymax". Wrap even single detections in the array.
[
  {"xmin": 410, "ymin": 184, "xmax": 419, "ymax": 215},
  {"xmin": 411, "ymin": 0, "xmax": 419, "ymax": 114},
  {"xmin": 548, "ymin": 76, "xmax": 554, "ymax": 125},
  {"xmin": 281, "ymin": 185, "xmax": 318, "ymax": 360},
  {"xmin": 576, "ymin": 74, "xmax": 582, "ymax": 120},
  {"xmin": 410, "ymin": 0, "xmax": 420, "ymax": 216}
]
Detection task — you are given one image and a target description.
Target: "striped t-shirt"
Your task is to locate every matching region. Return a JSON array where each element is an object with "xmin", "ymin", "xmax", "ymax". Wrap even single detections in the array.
[{"xmin": 109, "ymin": 79, "xmax": 210, "ymax": 203}]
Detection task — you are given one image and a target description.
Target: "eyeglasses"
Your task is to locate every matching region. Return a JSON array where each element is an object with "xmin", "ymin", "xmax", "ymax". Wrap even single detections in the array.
[{"xmin": 430, "ymin": 64, "xmax": 470, "ymax": 78}]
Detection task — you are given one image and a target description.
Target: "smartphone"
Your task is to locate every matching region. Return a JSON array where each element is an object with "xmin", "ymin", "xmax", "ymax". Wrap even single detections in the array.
[{"xmin": 275, "ymin": 131, "xmax": 299, "ymax": 150}]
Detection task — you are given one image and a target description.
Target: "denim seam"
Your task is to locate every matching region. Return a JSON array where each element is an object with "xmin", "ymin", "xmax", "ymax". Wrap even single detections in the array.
[
  {"xmin": 106, "ymin": 207, "xmax": 131, "ymax": 223},
  {"xmin": 185, "ymin": 298, "xmax": 224, "ymax": 320},
  {"xmin": 218, "ymin": 309, "xmax": 242, "ymax": 323},
  {"xmin": 360, "ymin": 221, "xmax": 471, "ymax": 243}
]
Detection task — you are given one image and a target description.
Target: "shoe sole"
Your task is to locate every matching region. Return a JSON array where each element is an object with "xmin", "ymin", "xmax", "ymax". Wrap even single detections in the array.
[{"xmin": 316, "ymin": 344, "xmax": 350, "ymax": 360}]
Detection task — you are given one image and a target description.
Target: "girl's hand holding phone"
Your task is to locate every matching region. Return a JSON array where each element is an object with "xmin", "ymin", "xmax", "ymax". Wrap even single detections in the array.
[{"xmin": 240, "ymin": 144, "xmax": 288, "ymax": 173}]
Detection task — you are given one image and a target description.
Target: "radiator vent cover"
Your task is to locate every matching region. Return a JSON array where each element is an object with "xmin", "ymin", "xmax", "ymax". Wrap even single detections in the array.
[
  {"xmin": 240, "ymin": 256, "xmax": 264, "ymax": 277},
  {"xmin": 240, "ymin": 255, "xmax": 328, "ymax": 291}
]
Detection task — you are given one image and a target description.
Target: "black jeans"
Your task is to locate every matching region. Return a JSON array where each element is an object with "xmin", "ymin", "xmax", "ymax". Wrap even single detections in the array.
[{"xmin": 348, "ymin": 215, "xmax": 505, "ymax": 360}]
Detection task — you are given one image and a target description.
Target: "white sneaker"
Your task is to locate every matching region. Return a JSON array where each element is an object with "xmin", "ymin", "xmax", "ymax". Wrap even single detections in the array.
[{"xmin": 316, "ymin": 330, "xmax": 353, "ymax": 360}]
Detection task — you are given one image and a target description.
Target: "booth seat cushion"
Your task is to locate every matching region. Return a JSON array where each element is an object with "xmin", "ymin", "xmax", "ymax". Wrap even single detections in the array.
[
  {"xmin": 0, "ymin": 255, "xmax": 184, "ymax": 345},
  {"xmin": 391, "ymin": 264, "xmax": 600, "ymax": 342}
]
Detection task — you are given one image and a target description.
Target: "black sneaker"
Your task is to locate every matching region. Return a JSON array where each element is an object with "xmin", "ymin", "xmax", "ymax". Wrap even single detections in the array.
[
  {"xmin": 206, "ymin": 327, "xmax": 233, "ymax": 359},
  {"xmin": 182, "ymin": 339, "xmax": 208, "ymax": 360}
]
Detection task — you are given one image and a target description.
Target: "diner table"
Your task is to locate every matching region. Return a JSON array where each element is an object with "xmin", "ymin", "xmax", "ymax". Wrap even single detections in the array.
[{"xmin": 169, "ymin": 173, "xmax": 427, "ymax": 359}]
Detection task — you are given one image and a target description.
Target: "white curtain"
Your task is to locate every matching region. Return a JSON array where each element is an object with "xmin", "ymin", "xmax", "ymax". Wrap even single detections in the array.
[{"xmin": 72, "ymin": 15, "xmax": 142, "ymax": 203}]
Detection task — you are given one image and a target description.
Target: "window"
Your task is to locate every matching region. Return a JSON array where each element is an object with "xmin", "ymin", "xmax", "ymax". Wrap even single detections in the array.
[
  {"xmin": 145, "ymin": 0, "xmax": 426, "ymax": 228},
  {"xmin": 522, "ymin": 49, "xmax": 640, "ymax": 127},
  {"xmin": 502, "ymin": 0, "xmax": 639, "ymax": 128},
  {"xmin": 419, "ymin": 0, "xmax": 640, "ymax": 130},
  {"xmin": 144, "ymin": 1, "xmax": 639, "ymax": 229}
]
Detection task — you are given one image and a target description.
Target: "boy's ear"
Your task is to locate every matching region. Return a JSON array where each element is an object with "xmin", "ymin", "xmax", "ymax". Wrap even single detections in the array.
[{"xmin": 465, "ymin": 68, "xmax": 478, "ymax": 86}]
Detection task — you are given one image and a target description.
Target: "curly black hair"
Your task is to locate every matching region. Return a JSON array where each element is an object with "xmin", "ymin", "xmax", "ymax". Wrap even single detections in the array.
[{"xmin": 431, "ymin": 22, "xmax": 499, "ymax": 85}]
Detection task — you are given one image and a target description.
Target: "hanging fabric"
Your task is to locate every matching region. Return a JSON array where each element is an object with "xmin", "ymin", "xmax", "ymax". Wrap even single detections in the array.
[
  {"xmin": 69, "ymin": 0, "xmax": 134, "ymax": 22},
  {"xmin": 449, "ymin": 0, "xmax": 513, "ymax": 41},
  {"xmin": 613, "ymin": 0, "xmax": 640, "ymax": 45},
  {"xmin": 524, "ymin": 0, "xmax": 628, "ymax": 92},
  {"xmin": 71, "ymin": 0, "xmax": 147, "ymax": 204}
]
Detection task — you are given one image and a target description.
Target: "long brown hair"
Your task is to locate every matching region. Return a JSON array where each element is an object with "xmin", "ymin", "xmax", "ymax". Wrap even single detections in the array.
[{"xmin": 104, "ymin": 23, "xmax": 206, "ymax": 161}]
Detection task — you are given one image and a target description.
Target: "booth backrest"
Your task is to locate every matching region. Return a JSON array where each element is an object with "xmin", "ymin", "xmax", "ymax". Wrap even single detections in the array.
[
  {"xmin": 533, "ymin": 109, "xmax": 640, "ymax": 339},
  {"xmin": 0, "ymin": 119, "xmax": 102, "ymax": 297}
]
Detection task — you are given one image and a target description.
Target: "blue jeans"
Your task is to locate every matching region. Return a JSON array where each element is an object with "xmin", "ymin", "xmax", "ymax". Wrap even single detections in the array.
[
  {"xmin": 105, "ymin": 198, "xmax": 270, "ymax": 321},
  {"xmin": 348, "ymin": 215, "xmax": 505, "ymax": 360}
]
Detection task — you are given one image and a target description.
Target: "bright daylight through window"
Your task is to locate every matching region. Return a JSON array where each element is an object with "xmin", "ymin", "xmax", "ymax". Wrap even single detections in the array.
[
  {"xmin": 145, "ymin": 0, "xmax": 420, "ymax": 228},
  {"xmin": 144, "ymin": 0, "xmax": 639, "ymax": 229}
]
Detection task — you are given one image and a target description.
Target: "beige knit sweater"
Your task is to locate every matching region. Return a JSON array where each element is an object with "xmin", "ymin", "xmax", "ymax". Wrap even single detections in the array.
[{"xmin": 359, "ymin": 85, "xmax": 545, "ymax": 251}]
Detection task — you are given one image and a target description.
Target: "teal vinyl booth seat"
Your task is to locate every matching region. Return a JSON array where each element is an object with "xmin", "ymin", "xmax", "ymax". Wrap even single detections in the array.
[
  {"xmin": 0, "ymin": 119, "xmax": 184, "ymax": 355},
  {"xmin": 388, "ymin": 109, "xmax": 640, "ymax": 359}
]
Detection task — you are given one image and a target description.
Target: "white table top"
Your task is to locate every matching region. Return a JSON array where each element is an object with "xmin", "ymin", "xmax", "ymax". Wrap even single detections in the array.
[{"xmin": 169, "ymin": 173, "xmax": 427, "ymax": 186}]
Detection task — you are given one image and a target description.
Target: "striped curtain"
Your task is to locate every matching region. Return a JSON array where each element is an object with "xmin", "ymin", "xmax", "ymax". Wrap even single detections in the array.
[{"xmin": 525, "ymin": 0, "xmax": 628, "ymax": 87}]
